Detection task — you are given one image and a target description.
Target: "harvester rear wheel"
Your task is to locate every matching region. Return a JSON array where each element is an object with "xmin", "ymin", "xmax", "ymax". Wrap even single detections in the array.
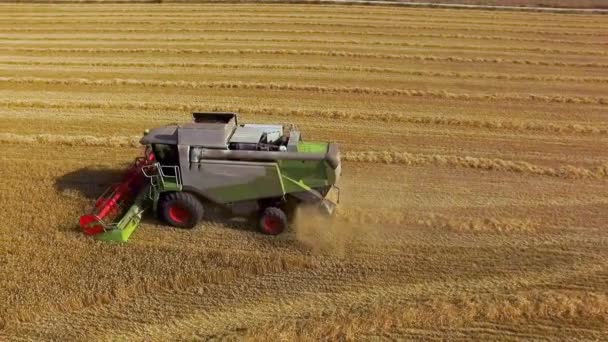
[
  {"xmin": 259, "ymin": 207, "xmax": 288, "ymax": 235},
  {"xmin": 159, "ymin": 192, "xmax": 204, "ymax": 229}
]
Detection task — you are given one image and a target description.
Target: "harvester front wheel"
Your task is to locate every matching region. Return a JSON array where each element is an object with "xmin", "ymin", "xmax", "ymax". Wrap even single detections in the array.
[
  {"xmin": 259, "ymin": 207, "xmax": 288, "ymax": 235},
  {"xmin": 159, "ymin": 192, "xmax": 204, "ymax": 229}
]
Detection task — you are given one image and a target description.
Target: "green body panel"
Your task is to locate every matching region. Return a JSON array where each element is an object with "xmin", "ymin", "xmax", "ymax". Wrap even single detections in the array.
[
  {"xmin": 203, "ymin": 163, "xmax": 285, "ymax": 203},
  {"xmin": 191, "ymin": 158, "xmax": 335, "ymax": 203},
  {"xmin": 279, "ymin": 159, "xmax": 331, "ymax": 193},
  {"xmin": 161, "ymin": 179, "xmax": 181, "ymax": 192},
  {"xmin": 297, "ymin": 141, "xmax": 328, "ymax": 154},
  {"xmin": 279, "ymin": 141, "xmax": 334, "ymax": 193},
  {"xmin": 96, "ymin": 186, "xmax": 150, "ymax": 243}
]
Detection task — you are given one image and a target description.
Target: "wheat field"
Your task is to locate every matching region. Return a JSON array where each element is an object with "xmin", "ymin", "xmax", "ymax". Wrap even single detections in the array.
[
  {"xmin": 0, "ymin": 3, "xmax": 607, "ymax": 340},
  {"xmin": 396, "ymin": 0, "xmax": 608, "ymax": 9}
]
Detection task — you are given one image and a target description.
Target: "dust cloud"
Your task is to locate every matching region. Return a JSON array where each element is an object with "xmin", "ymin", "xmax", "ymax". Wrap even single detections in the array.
[{"xmin": 292, "ymin": 206, "xmax": 369, "ymax": 258}]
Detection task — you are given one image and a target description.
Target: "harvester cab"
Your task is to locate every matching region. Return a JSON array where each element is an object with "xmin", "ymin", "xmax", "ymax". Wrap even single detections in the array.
[{"xmin": 79, "ymin": 112, "xmax": 341, "ymax": 242}]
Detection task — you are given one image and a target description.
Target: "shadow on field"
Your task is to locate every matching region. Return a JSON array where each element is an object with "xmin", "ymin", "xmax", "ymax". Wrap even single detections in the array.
[
  {"xmin": 55, "ymin": 167, "xmax": 126, "ymax": 199},
  {"xmin": 55, "ymin": 167, "xmax": 259, "ymax": 233}
]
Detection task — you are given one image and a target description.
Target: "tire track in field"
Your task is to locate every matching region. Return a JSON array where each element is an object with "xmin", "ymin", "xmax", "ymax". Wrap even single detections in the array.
[
  {"xmin": 3, "ymin": 60, "xmax": 607, "ymax": 84},
  {"xmin": 4, "ymin": 36, "xmax": 605, "ymax": 57},
  {"xmin": 4, "ymin": 48, "xmax": 606, "ymax": 69},
  {"xmin": 2, "ymin": 133, "xmax": 606, "ymax": 180},
  {"xmin": 2, "ymin": 77, "xmax": 606, "ymax": 106},
  {"xmin": 2, "ymin": 100, "xmax": 606, "ymax": 136},
  {"xmin": 2, "ymin": 19, "xmax": 604, "ymax": 38}
]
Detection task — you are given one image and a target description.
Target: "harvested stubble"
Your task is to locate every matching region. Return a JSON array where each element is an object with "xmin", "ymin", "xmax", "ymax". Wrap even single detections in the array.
[{"xmin": 0, "ymin": 3, "xmax": 607, "ymax": 340}]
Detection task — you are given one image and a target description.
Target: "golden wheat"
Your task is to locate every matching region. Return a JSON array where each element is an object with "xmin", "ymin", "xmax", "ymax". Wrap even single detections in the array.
[
  {"xmin": 1, "ymin": 3, "xmax": 607, "ymax": 341},
  {"xmin": 2, "ymin": 76, "xmax": 606, "ymax": 105},
  {"xmin": 6, "ymin": 47, "xmax": 607, "ymax": 69}
]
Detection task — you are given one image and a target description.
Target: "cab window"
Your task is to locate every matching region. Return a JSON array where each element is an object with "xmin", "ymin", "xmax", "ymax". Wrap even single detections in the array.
[{"xmin": 153, "ymin": 144, "xmax": 179, "ymax": 166}]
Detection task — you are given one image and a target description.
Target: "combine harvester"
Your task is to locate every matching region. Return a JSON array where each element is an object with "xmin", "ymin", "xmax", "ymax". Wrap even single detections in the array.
[{"xmin": 79, "ymin": 112, "xmax": 341, "ymax": 242}]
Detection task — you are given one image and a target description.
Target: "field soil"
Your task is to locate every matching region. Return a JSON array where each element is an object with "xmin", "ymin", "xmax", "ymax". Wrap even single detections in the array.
[{"xmin": 0, "ymin": 3, "xmax": 607, "ymax": 340}]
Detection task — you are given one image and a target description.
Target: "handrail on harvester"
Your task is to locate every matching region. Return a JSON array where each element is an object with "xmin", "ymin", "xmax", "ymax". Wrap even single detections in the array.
[{"xmin": 141, "ymin": 163, "xmax": 182, "ymax": 190}]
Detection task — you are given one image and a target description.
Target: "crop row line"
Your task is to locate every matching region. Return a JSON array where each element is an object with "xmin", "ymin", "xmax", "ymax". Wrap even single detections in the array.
[
  {"xmin": 3, "ymin": 60, "xmax": 606, "ymax": 84},
  {"xmin": 3, "ymin": 48, "xmax": 607, "ymax": 69},
  {"xmin": 3, "ymin": 16, "xmax": 604, "ymax": 31},
  {"xmin": 0, "ymin": 7, "xmax": 606, "ymax": 24},
  {"xmin": 2, "ymin": 100, "xmax": 606, "ymax": 135},
  {"xmin": 2, "ymin": 77, "xmax": 606, "ymax": 105},
  {"xmin": 239, "ymin": 107, "xmax": 608, "ymax": 135},
  {"xmin": 3, "ymin": 28, "xmax": 606, "ymax": 46},
  {"xmin": 3, "ymin": 32, "xmax": 606, "ymax": 47},
  {"xmin": 3, "ymin": 36, "xmax": 605, "ymax": 57},
  {"xmin": 3, "ymin": 9, "xmax": 605, "ymax": 25},
  {"xmin": 2, "ymin": 22, "xmax": 605, "ymax": 38},
  {"xmin": 343, "ymin": 151, "xmax": 608, "ymax": 180}
]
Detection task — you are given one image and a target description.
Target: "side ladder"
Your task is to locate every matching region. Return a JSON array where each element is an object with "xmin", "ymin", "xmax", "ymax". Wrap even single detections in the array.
[{"xmin": 142, "ymin": 163, "xmax": 183, "ymax": 212}]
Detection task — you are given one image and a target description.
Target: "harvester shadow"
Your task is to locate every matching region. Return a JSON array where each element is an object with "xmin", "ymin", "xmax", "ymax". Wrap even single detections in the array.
[
  {"xmin": 55, "ymin": 166, "xmax": 126, "ymax": 199},
  {"xmin": 56, "ymin": 167, "xmax": 259, "ymax": 233},
  {"xmin": 55, "ymin": 167, "xmax": 127, "ymax": 234}
]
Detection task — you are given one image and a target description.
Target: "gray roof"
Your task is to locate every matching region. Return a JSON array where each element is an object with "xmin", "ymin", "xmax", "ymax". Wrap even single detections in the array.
[
  {"xmin": 229, "ymin": 126, "xmax": 265, "ymax": 144},
  {"xmin": 139, "ymin": 125, "xmax": 178, "ymax": 145},
  {"xmin": 178, "ymin": 122, "xmax": 234, "ymax": 149},
  {"xmin": 139, "ymin": 116, "xmax": 237, "ymax": 149}
]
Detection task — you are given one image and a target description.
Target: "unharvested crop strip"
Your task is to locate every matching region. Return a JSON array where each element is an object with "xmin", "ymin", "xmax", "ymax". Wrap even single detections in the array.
[
  {"xmin": 3, "ymin": 60, "xmax": 606, "ymax": 84},
  {"xmin": 343, "ymin": 151, "xmax": 608, "ymax": 180},
  {"xmin": 4, "ymin": 36, "xmax": 606, "ymax": 57},
  {"xmin": 2, "ymin": 77, "xmax": 606, "ymax": 106},
  {"xmin": 3, "ymin": 48, "xmax": 608, "ymax": 69},
  {"xmin": 2, "ymin": 100, "xmax": 606, "ymax": 135}
]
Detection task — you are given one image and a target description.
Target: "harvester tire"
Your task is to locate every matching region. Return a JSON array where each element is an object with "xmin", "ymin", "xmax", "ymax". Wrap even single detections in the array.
[
  {"xmin": 159, "ymin": 192, "xmax": 204, "ymax": 229},
  {"xmin": 259, "ymin": 207, "xmax": 287, "ymax": 235}
]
